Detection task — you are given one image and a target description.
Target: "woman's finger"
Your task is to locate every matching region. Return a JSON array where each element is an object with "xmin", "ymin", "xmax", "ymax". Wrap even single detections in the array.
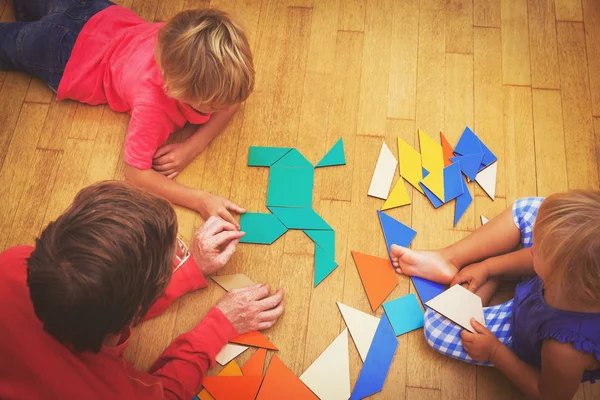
[
  {"xmin": 247, "ymin": 284, "xmax": 270, "ymax": 301},
  {"xmin": 258, "ymin": 301, "xmax": 285, "ymax": 322},
  {"xmin": 205, "ymin": 218, "xmax": 238, "ymax": 236},
  {"xmin": 216, "ymin": 239, "xmax": 241, "ymax": 265},
  {"xmin": 256, "ymin": 289, "xmax": 284, "ymax": 311},
  {"xmin": 213, "ymin": 230, "xmax": 245, "ymax": 248},
  {"xmin": 257, "ymin": 320, "xmax": 276, "ymax": 330}
]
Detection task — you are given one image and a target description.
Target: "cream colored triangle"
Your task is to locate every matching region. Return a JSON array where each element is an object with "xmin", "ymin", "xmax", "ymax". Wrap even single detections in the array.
[
  {"xmin": 212, "ymin": 274, "xmax": 255, "ymax": 292},
  {"xmin": 368, "ymin": 142, "xmax": 398, "ymax": 200},
  {"xmin": 475, "ymin": 162, "xmax": 497, "ymax": 200},
  {"xmin": 336, "ymin": 302, "xmax": 380, "ymax": 362},
  {"xmin": 215, "ymin": 343, "xmax": 249, "ymax": 366},
  {"xmin": 481, "ymin": 215, "xmax": 489, "ymax": 225},
  {"xmin": 300, "ymin": 329, "xmax": 351, "ymax": 400},
  {"xmin": 381, "ymin": 179, "xmax": 411, "ymax": 210},
  {"xmin": 425, "ymin": 284, "xmax": 486, "ymax": 333}
]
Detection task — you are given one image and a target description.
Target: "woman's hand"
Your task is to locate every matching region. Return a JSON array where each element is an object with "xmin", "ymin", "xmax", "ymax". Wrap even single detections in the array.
[
  {"xmin": 460, "ymin": 318, "xmax": 502, "ymax": 362},
  {"xmin": 450, "ymin": 261, "xmax": 490, "ymax": 293},
  {"xmin": 190, "ymin": 216, "xmax": 245, "ymax": 276},
  {"xmin": 216, "ymin": 284, "xmax": 285, "ymax": 335},
  {"xmin": 152, "ymin": 142, "xmax": 197, "ymax": 179},
  {"xmin": 197, "ymin": 192, "xmax": 245, "ymax": 228}
]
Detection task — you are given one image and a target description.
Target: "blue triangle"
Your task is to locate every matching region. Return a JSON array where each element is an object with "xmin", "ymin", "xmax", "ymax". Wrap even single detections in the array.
[
  {"xmin": 422, "ymin": 168, "xmax": 429, "ymax": 178},
  {"xmin": 411, "ymin": 277, "xmax": 445, "ymax": 304},
  {"xmin": 350, "ymin": 312, "xmax": 398, "ymax": 399},
  {"xmin": 451, "ymin": 153, "xmax": 484, "ymax": 181},
  {"xmin": 443, "ymin": 162, "xmax": 464, "ymax": 202},
  {"xmin": 419, "ymin": 182, "xmax": 444, "ymax": 208},
  {"xmin": 454, "ymin": 177, "xmax": 472, "ymax": 226},
  {"xmin": 454, "ymin": 127, "xmax": 482, "ymax": 156},
  {"xmin": 377, "ymin": 211, "xmax": 417, "ymax": 258},
  {"xmin": 316, "ymin": 138, "xmax": 346, "ymax": 167},
  {"xmin": 479, "ymin": 140, "xmax": 497, "ymax": 168},
  {"xmin": 314, "ymin": 245, "xmax": 338, "ymax": 287},
  {"xmin": 305, "ymin": 229, "xmax": 335, "ymax": 258}
]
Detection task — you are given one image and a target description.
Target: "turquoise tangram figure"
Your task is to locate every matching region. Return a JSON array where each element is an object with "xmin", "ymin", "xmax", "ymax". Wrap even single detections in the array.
[{"xmin": 240, "ymin": 139, "xmax": 345, "ymax": 287}]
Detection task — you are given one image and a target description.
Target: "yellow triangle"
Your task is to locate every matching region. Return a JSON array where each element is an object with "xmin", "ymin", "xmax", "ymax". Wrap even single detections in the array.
[
  {"xmin": 381, "ymin": 179, "xmax": 411, "ymax": 210},
  {"xmin": 397, "ymin": 138, "xmax": 423, "ymax": 194},
  {"xmin": 198, "ymin": 361, "xmax": 243, "ymax": 399},
  {"xmin": 419, "ymin": 130, "xmax": 444, "ymax": 173},
  {"xmin": 420, "ymin": 168, "xmax": 445, "ymax": 202}
]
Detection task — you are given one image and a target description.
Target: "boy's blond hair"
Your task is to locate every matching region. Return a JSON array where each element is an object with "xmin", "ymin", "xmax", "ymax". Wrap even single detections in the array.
[
  {"xmin": 533, "ymin": 190, "xmax": 600, "ymax": 304},
  {"xmin": 156, "ymin": 9, "xmax": 254, "ymax": 107}
]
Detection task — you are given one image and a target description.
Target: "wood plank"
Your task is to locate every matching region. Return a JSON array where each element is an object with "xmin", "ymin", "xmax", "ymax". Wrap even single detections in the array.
[
  {"xmin": 583, "ymin": 0, "xmax": 600, "ymax": 117},
  {"xmin": 445, "ymin": 0, "xmax": 473, "ymax": 54},
  {"xmin": 253, "ymin": 0, "xmax": 288, "ymax": 92},
  {"xmin": 305, "ymin": 0, "xmax": 339, "ymax": 74},
  {"xmin": 182, "ymin": 0, "xmax": 210, "ymax": 10},
  {"xmin": 356, "ymin": 0, "xmax": 393, "ymax": 135},
  {"xmin": 476, "ymin": 367, "xmax": 521, "ymax": 400},
  {"xmin": 555, "ymin": 0, "xmax": 583, "ymax": 21},
  {"xmin": 528, "ymin": 0, "xmax": 561, "ymax": 89},
  {"xmin": 130, "ymin": 0, "xmax": 159, "ymax": 21},
  {"xmin": 474, "ymin": 27, "xmax": 505, "ymax": 199},
  {"xmin": 556, "ymin": 22, "xmax": 599, "ymax": 189},
  {"xmin": 0, "ymin": 103, "xmax": 50, "ymax": 250},
  {"xmin": 337, "ymin": 0, "xmax": 365, "ymax": 31},
  {"xmin": 153, "ymin": 0, "xmax": 184, "ymax": 21},
  {"xmin": 25, "ymin": 79, "xmax": 54, "ymax": 104},
  {"xmin": 68, "ymin": 103, "xmax": 104, "ymax": 141},
  {"xmin": 583, "ymin": 380, "xmax": 600, "ymax": 400},
  {"xmin": 406, "ymin": 387, "xmax": 441, "ymax": 400},
  {"xmin": 37, "ymin": 98, "xmax": 78, "ymax": 150},
  {"xmin": 0, "ymin": 72, "xmax": 30, "ymax": 170},
  {"xmin": 596, "ymin": 117, "xmax": 600, "ymax": 181},
  {"xmin": 474, "ymin": 0, "xmax": 501, "ymax": 27},
  {"xmin": 503, "ymin": 86, "xmax": 537, "ymax": 202},
  {"xmin": 501, "ymin": 0, "xmax": 531, "ymax": 86},
  {"xmin": 532, "ymin": 89, "xmax": 568, "ymax": 196},
  {"xmin": 387, "ymin": 0, "xmax": 418, "ymax": 120}
]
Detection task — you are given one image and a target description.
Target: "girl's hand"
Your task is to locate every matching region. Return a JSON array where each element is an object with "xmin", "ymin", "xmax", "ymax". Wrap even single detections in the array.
[
  {"xmin": 460, "ymin": 318, "xmax": 502, "ymax": 362},
  {"xmin": 152, "ymin": 142, "xmax": 197, "ymax": 179},
  {"xmin": 190, "ymin": 216, "xmax": 245, "ymax": 276},
  {"xmin": 450, "ymin": 261, "xmax": 490, "ymax": 292},
  {"xmin": 197, "ymin": 192, "xmax": 246, "ymax": 228}
]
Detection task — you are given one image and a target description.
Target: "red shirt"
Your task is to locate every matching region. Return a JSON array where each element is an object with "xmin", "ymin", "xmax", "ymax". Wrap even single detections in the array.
[
  {"xmin": 56, "ymin": 5, "xmax": 211, "ymax": 170},
  {"xmin": 0, "ymin": 246, "xmax": 237, "ymax": 400}
]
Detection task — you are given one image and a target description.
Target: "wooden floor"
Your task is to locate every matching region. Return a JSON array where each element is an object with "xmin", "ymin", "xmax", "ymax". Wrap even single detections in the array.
[{"xmin": 1, "ymin": 0, "xmax": 599, "ymax": 398}]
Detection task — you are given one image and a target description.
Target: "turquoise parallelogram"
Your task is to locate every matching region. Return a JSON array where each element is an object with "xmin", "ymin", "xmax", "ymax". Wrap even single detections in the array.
[
  {"xmin": 272, "ymin": 148, "xmax": 313, "ymax": 168},
  {"xmin": 268, "ymin": 207, "xmax": 332, "ymax": 230},
  {"xmin": 266, "ymin": 166, "xmax": 314, "ymax": 207},
  {"xmin": 314, "ymin": 245, "xmax": 338, "ymax": 287},
  {"xmin": 305, "ymin": 230, "xmax": 335, "ymax": 258},
  {"xmin": 248, "ymin": 147, "xmax": 292, "ymax": 167},
  {"xmin": 239, "ymin": 213, "xmax": 288, "ymax": 244}
]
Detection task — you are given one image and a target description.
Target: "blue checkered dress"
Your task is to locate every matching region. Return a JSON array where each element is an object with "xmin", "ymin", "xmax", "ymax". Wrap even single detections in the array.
[{"xmin": 423, "ymin": 197, "xmax": 544, "ymax": 366}]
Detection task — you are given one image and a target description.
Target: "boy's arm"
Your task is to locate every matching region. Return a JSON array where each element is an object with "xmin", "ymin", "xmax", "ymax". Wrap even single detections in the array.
[{"xmin": 184, "ymin": 104, "xmax": 240, "ymax": 156}]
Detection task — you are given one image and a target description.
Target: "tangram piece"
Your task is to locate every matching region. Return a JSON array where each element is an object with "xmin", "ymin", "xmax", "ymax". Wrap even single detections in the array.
[
  {"xmin": 454, "ymin": 127, "xmax": 483, "ymax": 156},
  {"xmin": 381, "ymin": 179, "xmax": 411, "ymax": 210},
  {"xmin": 351, "ymin": 251, "xmax": 398, "ymax": 311},
  {"xmin": 242, "ymin": 348, "xmax": 267, "ymax": 376},
  {"xmin": 451, "ymin": 153, "xmax": 484, "ymax": 181},
  {"xmin": 266, "ymin": 166, "xmax": 314, "ymax": 207},
  {"xmin": 368, "ymin": 142, "xmax": 398, "ymax": 199},
  {"xmin": 475, "ymin": 162, "xmax": 497, "ymax": 200},
  {"xmin": 272, "ymin": 148, "xmax": 313, "ymax": 168},
  {"xmin": 198, "ymin": 360, "xmax": 243, "ymax": 400},
  {"xmin": 443, "ymin": 162, "xmax": 464, "ymax": 202},
  {"xmin": 382, "ymin": 294, "xmax": 424, "ymax": 336},
  {"xmin": 440, "ymin": 132, "xmax": 454, "ymax": 167},
  {"xmin": 418, "ymin": 130, "xmax": 444, "ymax": 173},
  {"xmin": 268, "ymin": 207, "xmax": 332, "ymax": 230},
  {"xmin": 397, "ymin": 138, "xmax": 424, "ymax": 193},
  {"xmin": 256, "ymin": 355, "xmax": 318, "ymax": 400},
  {"xmin": 231, "ymin": 331, "xmax": 278, "ymax": 350},
  {"xmin": 211, "ymin": 274, "xmax": 255, "ymax": 292},
  {"xmin": 377, "ymin": 211, "xmax": 417, "ymax": 255},
  {"xmin": 479, "ymin": 140, "xmax": 497, "ymax": 168},
  {"xmin": 419, "ymin": 182, "xmax": 444, "ymax": 209},
  {"xmin": 300, "ymin": 329, "xmax": 351, "ymax": 400},
  {"xmin": 305, "ymin": 229, "xmax": 335, "ymax": 258},
  {"xmin": 454, "ymin": 177, "xmax": 473, "ymax": 226},
  {"xmin": 425, "ymin": 284, "xmax": 486, "ymax": 333},
  {"xmin": 411, "ymin": 276, "xmax": 445, "ymax": 304},
  {"xmin": 419, "ymin": 167, "xmax": 444, "ymax": 203},
  {"xmin": 422, "ymin": 168, "xmax": 429, "ymax": 178},
  {"xmin": 239, "ymin": 213, "xmax": 288, "ymax": 244},
  {"xmin": 202, "ymin": 376, "xmax": 263, "ymax": 400},
  {"xmin": 349, "ymin": 313, "xmax": 398, "ymax": 400},
  {"xmin": 314, "ymin": 245, "xmax": 338, "ymax": 287},
  {"xmin": 316, "ymin": 138, "xmax": 346, "ymax": 167},
  {"xmin": 336, "ymin": 302, "xmax": 380, "ymax": 362},
  {"xmin": 481, "ymin": 215, "xmax": 489, "ymax": 225},
  {"xmin": 215, "ymin": 343, "xmax": 249, "ymax": 366},
  {"xmin": 248, "ymin": 147, "xmax": 292, "ymax": 167}
]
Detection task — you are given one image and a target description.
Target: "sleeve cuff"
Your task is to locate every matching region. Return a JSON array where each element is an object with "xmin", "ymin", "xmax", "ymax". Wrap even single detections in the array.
[{"xmin": 177, "ymin": 256, "xmax": 208, "ymax": 289}]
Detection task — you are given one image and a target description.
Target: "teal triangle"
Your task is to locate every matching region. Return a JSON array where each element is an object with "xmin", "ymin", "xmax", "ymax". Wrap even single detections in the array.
[
  {"xmin": 248, "ymin": 147, "xmax": 292, "ymax": 166},
  {"xmin": 272, "ymin": 149, "xmax": 313, "ymax": 168},
  {"xmin": 305, "ymin": 230, "xmax": 335, "ymax": 258},
  {"xmin": 316, "ymin": 138, "xmax": 346, "ymax": 167},
  {"xmin": 314, "ymin": 245, "xmax": 338, "ymax": 287}
]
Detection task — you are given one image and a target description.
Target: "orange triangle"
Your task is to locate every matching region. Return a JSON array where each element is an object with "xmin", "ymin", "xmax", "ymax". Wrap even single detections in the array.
[
  {"xmin": 202, "ymin": 376, "xmax": 263, "ymax": 400},
  {"xmin": 256, "ymin": 355, "xmax": 318, "ymax": 400},
  {"xmin": 197, "ymin": 361, "xmax": 243, "ymax": 400},
  {"xmin": 242, "ymin": 348, "xmax": 267, "ymax": 376},
  {"xmin": 351, "ymin": 251, "xmax": 398, "ymax": 311},
  {"xmin": 231, "ymin": 331, "xmax": 278, "ymax": 350},
  {"xmin": 440, "ymin": 132, "xmax": 454, "ymax": 167}
]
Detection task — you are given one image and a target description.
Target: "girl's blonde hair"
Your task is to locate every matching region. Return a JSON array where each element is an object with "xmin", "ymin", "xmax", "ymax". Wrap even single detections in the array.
[
  {"xmin": 156, "ymin": 9, "xmax": 254, "ymax": 107},
  {"xmin": 533, "ymin": 190, "xmax": 600, "ymax": 304}
]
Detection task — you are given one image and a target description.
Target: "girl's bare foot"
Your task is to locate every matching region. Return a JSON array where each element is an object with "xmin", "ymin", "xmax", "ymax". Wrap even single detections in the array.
[{"xmin": 390, "ymin": 245, "xmax": 459, "ymax": 284}]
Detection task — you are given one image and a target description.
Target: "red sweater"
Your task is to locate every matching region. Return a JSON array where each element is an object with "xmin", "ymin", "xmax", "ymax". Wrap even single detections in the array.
[{"xmin": 0, "ymin": 246, "xmax": 237, "ymax": 399}]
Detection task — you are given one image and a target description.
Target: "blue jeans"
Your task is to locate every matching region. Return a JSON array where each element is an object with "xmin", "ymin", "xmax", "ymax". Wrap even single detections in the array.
[{"xmin": 0, "ymin": 0, "xmax": 113, "ymax": 91}]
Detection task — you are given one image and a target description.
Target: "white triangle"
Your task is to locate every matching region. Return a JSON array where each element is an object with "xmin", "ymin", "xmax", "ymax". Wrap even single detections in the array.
[
  {"xmin": 475, "ymin": 162, "xmax": 497, "ymax": 200},
  {"xmin": 300, "ymin": 329, "xmax": 351, "ymax": 400},
  {"xmin": 367, "ymin": 142, "xmax": 398, "ymax": 200},
  {"xmin": 481, "ymin": 215, "xmax": 489, "ymax": 225},
  {"xmin": 425, "ymin": 284, "xmax": 486, "ymax": 333},
  {"xmin": 336, "ymin": 302, "xmax": 380, "ymax": 362},
  {"xmin": 215, "ymin": 343, "xmax": 248, "ymax": 365}
]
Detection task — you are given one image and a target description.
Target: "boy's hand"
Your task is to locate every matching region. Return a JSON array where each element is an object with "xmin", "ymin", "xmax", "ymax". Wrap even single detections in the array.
[
  {"xmin": 198, "ymin": 192, "xmax": 246, "ymax": 228},
  {"xmin": 191, "ymin": 216, "xmax": 245, "ymax": 275},
  {"xmin": 450, "ymin": 261, "xmax": 490, "ymax": 293},
  {"xmin": 460, "ymin": 318, "xmax": 502, "ymax": 362},
  {"xmin": 152, "ymin": 142, "xmax": 197, "ymax": 179}
]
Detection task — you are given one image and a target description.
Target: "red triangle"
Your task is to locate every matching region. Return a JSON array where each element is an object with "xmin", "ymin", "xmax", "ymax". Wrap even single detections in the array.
[
  {"xmin": 351, "ymin": 251, "xmax": 398, "ymax": 311},
  {"xmin": 256, "ymin": 355, "xmax": 318, "ymax": 400},
  {"xmin": 441, "ymin": 132, "xmax": 454, "ymax": 167},
  {"xmin": 242, "ymin": 348, "xmax": 267, "ymax": 376},
  {"xmin": 202, "ymin": 376, "xmax": 263, "ymax": 400},
  {"xmin": 231, "ymin": 331, "xmax": 278, "ymax": 350}
]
